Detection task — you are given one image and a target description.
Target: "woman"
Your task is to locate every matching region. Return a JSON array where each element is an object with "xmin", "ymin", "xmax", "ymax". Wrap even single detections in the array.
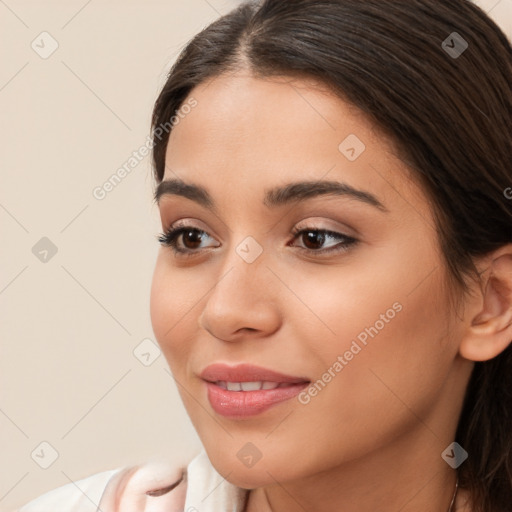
[{"xmin": 17, "ymin": 0, "xmax": 512, "ymax": 511}]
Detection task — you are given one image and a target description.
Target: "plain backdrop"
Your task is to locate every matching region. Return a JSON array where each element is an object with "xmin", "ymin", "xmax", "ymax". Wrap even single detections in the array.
[{"xmin": 1, "ymin": 0, "xmax": 511, "ymax": 509}]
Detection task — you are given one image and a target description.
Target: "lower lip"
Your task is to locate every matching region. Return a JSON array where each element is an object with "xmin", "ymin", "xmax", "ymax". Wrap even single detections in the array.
[{"xmin": 205, "ymin": 381, "xmax": 309, "ymax": 418}]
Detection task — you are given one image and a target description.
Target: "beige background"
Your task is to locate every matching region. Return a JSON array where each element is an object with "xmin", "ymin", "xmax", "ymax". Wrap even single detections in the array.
[{"xmin": 1, "ymin": 0, "xmax": 511, "ymax": 509}]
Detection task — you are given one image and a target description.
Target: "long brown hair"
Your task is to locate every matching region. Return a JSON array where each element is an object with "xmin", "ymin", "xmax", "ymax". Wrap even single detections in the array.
[{"xmin": 150, "ymin": 1, "xmax": 512, "ymax": 510}]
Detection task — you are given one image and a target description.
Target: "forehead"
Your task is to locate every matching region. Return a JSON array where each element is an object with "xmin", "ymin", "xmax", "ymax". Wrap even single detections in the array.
[
  {"xmin": 166, "ymin": 72, "xmax": 385, "ymax": 162},
  {"xmin": 162, "ymin": 71, "xmax": 428, "ymax": 220}
]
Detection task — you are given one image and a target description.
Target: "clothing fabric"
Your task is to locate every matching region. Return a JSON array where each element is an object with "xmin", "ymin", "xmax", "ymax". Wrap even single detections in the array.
[{"xmin": 16, "ymin": 449, "xmax": 249, "ymax": 512}]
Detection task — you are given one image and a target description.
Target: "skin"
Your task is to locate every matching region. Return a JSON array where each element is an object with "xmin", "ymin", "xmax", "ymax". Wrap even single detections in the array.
[{"xmin": 150, "ymin": 71, "xmax": 512, "ymax": 512}]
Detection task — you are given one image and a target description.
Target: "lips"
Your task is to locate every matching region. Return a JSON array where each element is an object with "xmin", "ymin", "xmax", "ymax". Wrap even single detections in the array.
[
  {"xmin": 200, "ymin": 363, "xmax": 308, "ymax": 384},
  {"xmin": 200, "ymin": 363, "xmax": 310, "ymax": 418}
]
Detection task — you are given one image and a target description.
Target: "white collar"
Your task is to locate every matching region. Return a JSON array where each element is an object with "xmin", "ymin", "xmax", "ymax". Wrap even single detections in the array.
[{"xmin": 184, "ymin": 449, "xmax": 249, "ymax": 512}]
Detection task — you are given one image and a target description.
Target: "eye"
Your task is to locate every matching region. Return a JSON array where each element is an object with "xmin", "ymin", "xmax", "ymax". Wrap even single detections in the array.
[
  {"xmin": 157, "ymin": 223, "xmax": 219, "ymax": 257},
  {"xmin": 157, "ymin": 223, "xmax": 358, "ymax": 258},
  {"xmin": 289, "ymin": 226, "xmax": 358, "ymax": 255}
]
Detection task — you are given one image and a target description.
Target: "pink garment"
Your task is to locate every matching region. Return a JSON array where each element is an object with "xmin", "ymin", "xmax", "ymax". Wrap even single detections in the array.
[{"xmin": 16, "ymin": 449, "xmax": 249, "ymax": 511}]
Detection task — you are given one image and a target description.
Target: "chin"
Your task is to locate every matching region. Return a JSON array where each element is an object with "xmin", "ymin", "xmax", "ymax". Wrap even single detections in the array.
[
  {"xmin": 213, "ymin": 460, "xmax": 279, "ymax": 489},
  {"xmin": 203, "ymin": 442, "xmax": 303, "ymax": 489}
]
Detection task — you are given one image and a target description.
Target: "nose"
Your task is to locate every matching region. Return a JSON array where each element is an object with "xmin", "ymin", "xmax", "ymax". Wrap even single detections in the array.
[{"xmin": 198, "ymin": 254, "xmax": 282, "ymax": 342}]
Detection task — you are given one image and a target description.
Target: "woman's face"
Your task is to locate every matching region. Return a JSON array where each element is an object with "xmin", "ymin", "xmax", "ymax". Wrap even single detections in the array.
[{"xmin": 150, "ymin": 72, "xmax": 471, "ymax": 488}]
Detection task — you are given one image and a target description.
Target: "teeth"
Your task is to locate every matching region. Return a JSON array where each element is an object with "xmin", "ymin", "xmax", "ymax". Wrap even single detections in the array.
[
  {"xmin": 216, "ymin": 381, "xmax": 282, "ymax": 391},
  {"xmin": 241, "ymin": 381, "xmax": 263, "ymax": 391}
]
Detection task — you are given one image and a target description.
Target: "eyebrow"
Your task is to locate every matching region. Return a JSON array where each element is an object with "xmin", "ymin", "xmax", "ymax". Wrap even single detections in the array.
[{"xmin": 154, "ymin": 178, "xmax": 389, "ymax": 213}]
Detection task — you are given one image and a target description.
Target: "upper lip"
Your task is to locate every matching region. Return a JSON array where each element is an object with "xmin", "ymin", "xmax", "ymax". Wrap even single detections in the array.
[{"xmin": 200, "ymin": 363, "xmax": 309, "ymax": 384}]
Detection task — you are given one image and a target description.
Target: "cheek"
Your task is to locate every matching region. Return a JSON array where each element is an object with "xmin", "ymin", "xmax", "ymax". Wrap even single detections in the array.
[
  {"xmin": 150, "ymin": 254, "xmax": 199, "ymax": 365},
  {"xmin": 327, "ymin": 288, "xmax": 449, "ymax": 410},
  {"xmin": 295, "ymin": 234, "xmax": 448, "ymax": 358},
  {"xmin": 279, "ymin": 255, "xmax": 408, "ymax": 364},
  {"xmin": 287, "ymin": 241, "xmax": 453, "ymax": 413}
]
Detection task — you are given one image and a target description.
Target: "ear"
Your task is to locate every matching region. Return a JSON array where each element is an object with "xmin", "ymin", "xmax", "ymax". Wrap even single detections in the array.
[{"xmin": 459, "ymin": 244, "xmax": 512, "ymax": 362}]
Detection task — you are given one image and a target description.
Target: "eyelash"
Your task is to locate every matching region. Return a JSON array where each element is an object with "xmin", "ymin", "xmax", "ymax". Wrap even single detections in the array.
[{"xmin": 157, "ymin": 223, "xmax": 358, "ymax": 258}]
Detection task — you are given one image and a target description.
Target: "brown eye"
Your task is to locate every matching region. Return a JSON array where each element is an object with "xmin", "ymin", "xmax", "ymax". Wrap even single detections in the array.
[
  {"xmin": 301, "ymin": 231, "xmax": 327, "ymax": 250},
  {"xmin": 157, "ymin": 226, "xmax": 219, "ymax": 257},
  {"xmin": 181, "ymin": 229, "xmax": 204, "ymax": 249},
  {"xmin": 290, "ymin": 227, "xmax": 358, "ymax": 255}
]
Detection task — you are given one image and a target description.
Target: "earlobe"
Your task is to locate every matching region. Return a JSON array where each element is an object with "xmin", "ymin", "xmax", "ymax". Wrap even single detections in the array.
[{"xmin": 459, "ymin": 247, "xmax": 512, "ymax": 362}]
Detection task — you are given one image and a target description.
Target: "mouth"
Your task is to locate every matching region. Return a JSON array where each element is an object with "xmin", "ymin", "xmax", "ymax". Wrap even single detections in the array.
[
  {"xmin": 212, "ymin": 381, "xmax": 302, "ymax": 391},
  {"xmin": 200, "ymin": 363, "xmax": 310, "ymax": 418}
]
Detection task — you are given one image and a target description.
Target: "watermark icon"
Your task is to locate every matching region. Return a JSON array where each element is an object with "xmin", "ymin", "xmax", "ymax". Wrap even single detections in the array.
[
  {"xmin": 504, "ymin": 187, "xmax": 512, "ymax": 200},
  {"xmin": 442, "ymin": 32, "xmax": 468, "ymax": 59},
  {"xmin": 298, "ymin": 301, "xmax": 403, "ymax": 404},
  {"xmin": 442, "ymin": 442, "xmax": 468, "ymax": 469},
  {"xmin": 133, "ymin": 338, "xmax": 161, "ymax": 366},
  {"xmin": 92, "ymin": 97, "xmax": 198, "ymax": 200},
  {"xmin": 237, "ymin": 442, "xmax": 262, "ymax": 468},
  {"xmin": 32, "ymin": 237, "xmax": 58, "ymax": 263},
  {"xmin": 31, "ymin": 441, "xmax": 59, "ymax": 469},
  {"xmin": 236, "ymin": 236, "xmax": 263, "ymax": 263},
  {"xmin": 339, "ymin": 134, "xmax": 366, "ymax": 161},
  {"xmin": 31, "ymin": 31, "xmax": 59, "ymax": 59}
]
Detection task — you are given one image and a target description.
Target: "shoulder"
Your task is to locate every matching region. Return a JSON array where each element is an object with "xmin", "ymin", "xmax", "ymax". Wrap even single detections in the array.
[
  {"xmin": 15, "ymin": 459, "xmax": 187, "ymax": 512},
  {"xmin": 99, "ymin": 450, "xmax": 248, "ymax": 511},
  {"xmin": 16, "ymin": 468, "xmax": 120, "ymax": 511},
  {"xmin": 98, "ymin": 458, "xmax": 188, "ymax": 510},
  {"xmin": 14, "ymin": 450, "xmax": 248, "ymax": 512}
]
